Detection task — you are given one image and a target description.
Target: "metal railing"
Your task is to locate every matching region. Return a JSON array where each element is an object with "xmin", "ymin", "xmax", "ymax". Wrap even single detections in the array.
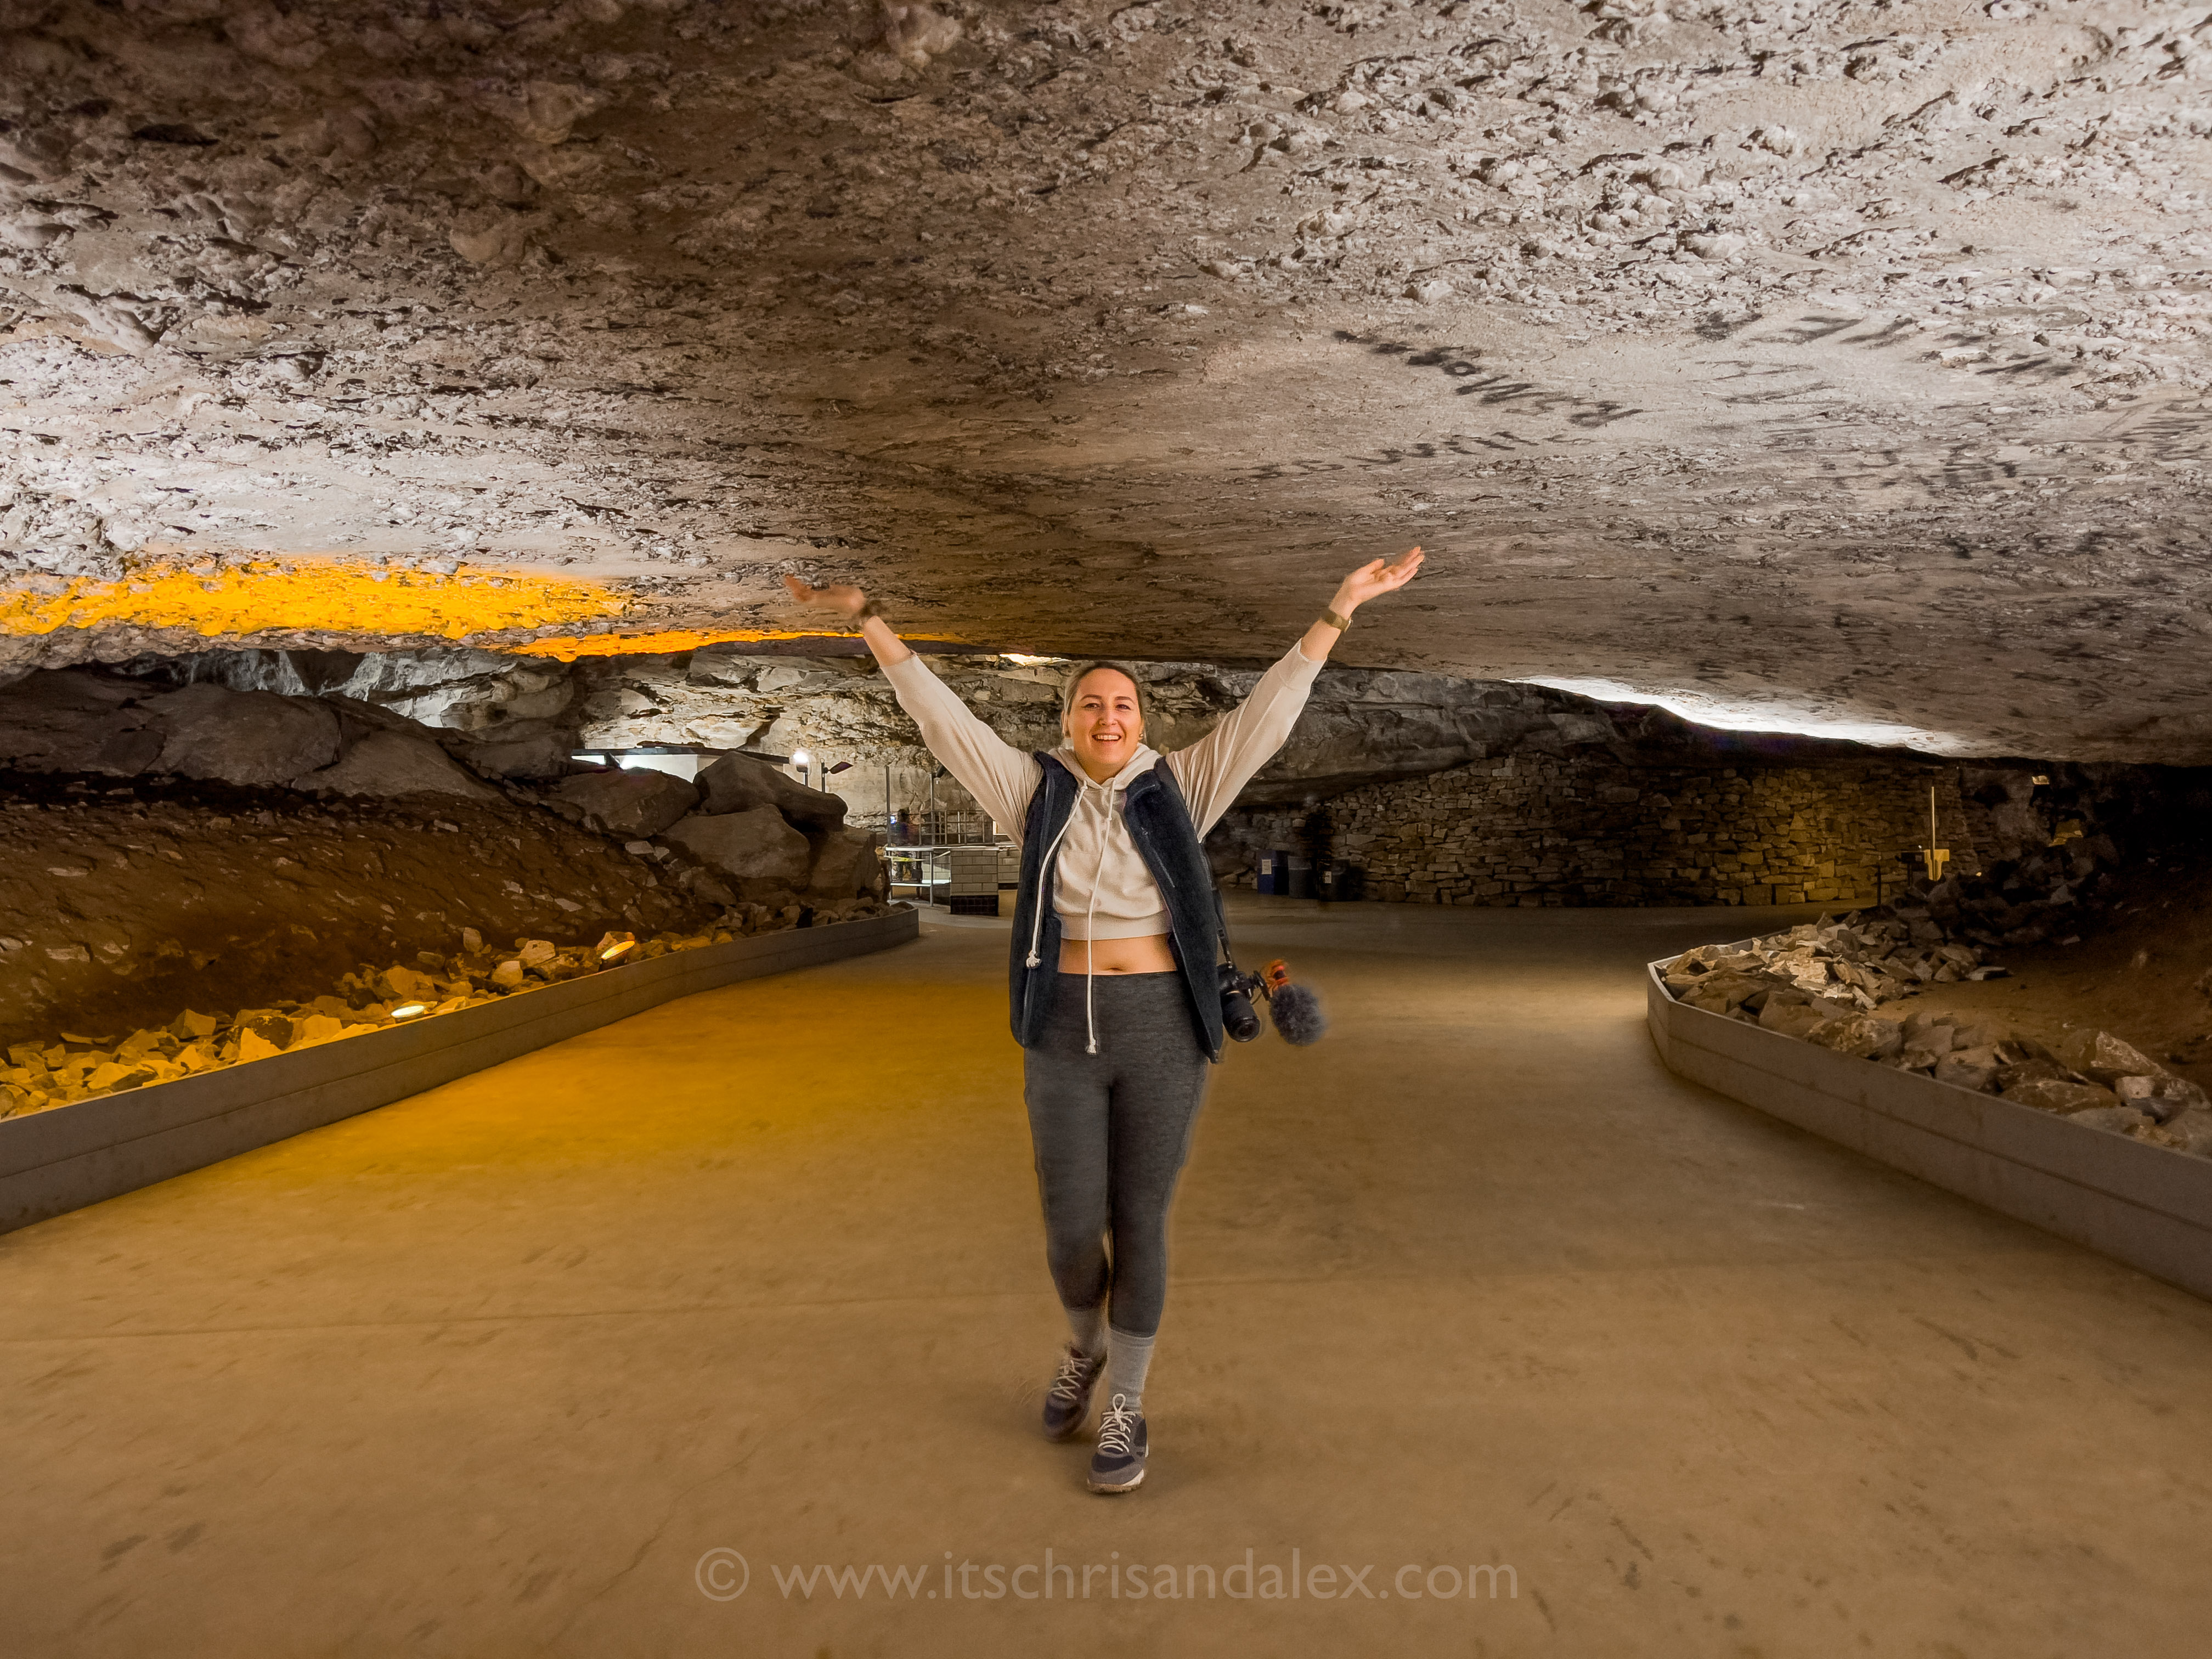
[
  {"xmin": 881, "ymin": 839, "xmax": 1019, "ymax": 904},
  {"xmin": 862, "ymin": 809, "xmax": 1000, "ymax": 846}
]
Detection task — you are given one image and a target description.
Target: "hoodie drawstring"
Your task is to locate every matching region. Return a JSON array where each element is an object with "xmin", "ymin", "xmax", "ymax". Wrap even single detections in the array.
[
  {"xmin": 1023, "ymin": 803, "xmax": 1081, "ymax": 970},
  {"xmin": 1082, "ymin": 777, "xmax": 1119, "ymax": 1056},
  {"xmin": 1022, "ymin": 771, "xmax": 1125, "ymax": 1058}
]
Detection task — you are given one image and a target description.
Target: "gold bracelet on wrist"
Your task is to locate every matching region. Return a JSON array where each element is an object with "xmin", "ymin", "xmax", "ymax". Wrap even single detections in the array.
[{"xmin": 1319, "ymin": 607, "xmax": 1351, "ymax": 631}]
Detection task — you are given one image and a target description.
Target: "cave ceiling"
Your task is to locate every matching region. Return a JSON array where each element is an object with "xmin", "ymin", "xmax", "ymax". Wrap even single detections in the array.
[{"xmin": 2, "ymin": 0, "xmax": 2210, "ymax": 760}]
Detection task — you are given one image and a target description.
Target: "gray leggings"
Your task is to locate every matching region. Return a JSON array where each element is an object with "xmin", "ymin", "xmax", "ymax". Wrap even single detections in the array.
[{"xmin": 1022, "ymin": 972, "xmax": 1212, "ymax": 1339}]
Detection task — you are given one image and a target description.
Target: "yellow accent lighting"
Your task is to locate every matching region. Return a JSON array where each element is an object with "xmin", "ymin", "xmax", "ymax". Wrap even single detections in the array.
[
  {"xmin": 524, "ymin": 627, "xmax": 969, "ymax": 661},
  {"xmin": 1, "ymin": 560, "xmax": 627, "ymax": 640},
  {"xmin": 389, "ymin": 1003, "xmax": 430, "ymax": 1019},
  {"xmin": 1, "ymin": 558, "xmax": 973, "ymax": 658}
]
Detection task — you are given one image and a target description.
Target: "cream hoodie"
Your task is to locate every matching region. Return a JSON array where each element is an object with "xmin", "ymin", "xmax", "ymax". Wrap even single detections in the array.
[{"xmin": 882, "ymin": 642, "xmax": 1325, "ymax": 939}]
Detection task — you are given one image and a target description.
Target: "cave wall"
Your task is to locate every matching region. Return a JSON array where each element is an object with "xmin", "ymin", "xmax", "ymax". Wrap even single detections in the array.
[
  {"xmin": 571, "ymin": 645, "xmax": 1736, "ymax": 814},
  {"xmin": 0, "ymin": 770, "xmax": 720, "ymax": 1049},
  {"xmin": 1214, "ymin": 753, "xmax": 1974, "ymax": 907},
  {"xmin": 0, "ymin": 653, "xmax": 894, "ymax": 1052},
  {"xmin": 1215, "ymin": 749, "xmax": 2212, "ymax": 919},
  {"xmin": 119, "ymin": 643, "xmax": 584, "ymax": 776}
]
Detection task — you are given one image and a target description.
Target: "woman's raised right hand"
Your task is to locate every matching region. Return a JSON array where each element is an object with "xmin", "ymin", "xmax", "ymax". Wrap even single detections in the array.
[{"xmin": 783, "ymin": 574, "xmax": 867, "ymax": 617}]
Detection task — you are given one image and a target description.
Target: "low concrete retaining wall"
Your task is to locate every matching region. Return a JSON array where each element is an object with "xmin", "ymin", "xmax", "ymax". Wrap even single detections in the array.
[
  {"xmin": 0, "ymin": 908, "xmax": 919, "ymax": 1235},
  {"xmin": 1647, "ymin": 955, "xmax": 2212, "ymax": 1302}
]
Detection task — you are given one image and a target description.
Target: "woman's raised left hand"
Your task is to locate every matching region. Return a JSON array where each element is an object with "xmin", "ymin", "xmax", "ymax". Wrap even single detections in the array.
[
  {"xmin": 783, "ymin": 574, "xmax": 868, "ymax": 617},
  {"xmin": 1333, "ymin": 546, "xmax": 1425, "ymax": 616}
]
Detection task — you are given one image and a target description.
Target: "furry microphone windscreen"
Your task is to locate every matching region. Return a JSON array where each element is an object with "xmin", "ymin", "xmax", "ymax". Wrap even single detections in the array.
[{"xmin": 1268, "ymin": 981, "xmax": 1328, "ymax": 1046}]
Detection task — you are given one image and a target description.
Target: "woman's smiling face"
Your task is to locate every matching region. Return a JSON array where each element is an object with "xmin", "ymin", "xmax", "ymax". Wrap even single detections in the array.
[{"xmin": 1064, "ymin": 667, "xmax": 1146, "ymax": 782}]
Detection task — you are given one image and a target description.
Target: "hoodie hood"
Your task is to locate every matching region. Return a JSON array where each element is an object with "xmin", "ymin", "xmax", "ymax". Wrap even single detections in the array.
[{"xmin": 1050, "ymin": 742, "xmax": 1161, "ymax": 789}]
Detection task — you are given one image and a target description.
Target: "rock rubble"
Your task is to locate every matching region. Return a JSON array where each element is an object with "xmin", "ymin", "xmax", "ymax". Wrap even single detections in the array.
[
  {"xmin": 0, "ymin": 902, "xmax": 890, "ymax": 1121},
  {"xmin": 0, "ymin": 663, "xmax": 889, "ymax": 1047},
  {"xmin": 1662, "ymin": 917, "xmax": 2212, "ymax": 1159}
]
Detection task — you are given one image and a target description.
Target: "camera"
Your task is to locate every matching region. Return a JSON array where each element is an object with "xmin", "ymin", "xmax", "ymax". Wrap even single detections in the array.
[
  {"xmin": 1217, "ymin": 958, "xmax": 1328, "ymax": 1046},
  {"xmin": 1218, "ymin": 962, "xmax": 1263, "ymax": 1043}
]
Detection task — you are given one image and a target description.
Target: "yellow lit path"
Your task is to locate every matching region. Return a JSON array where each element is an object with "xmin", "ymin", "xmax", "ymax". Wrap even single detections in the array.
[{"xmin": 6, "ymin": 902, "xmax": 2211, "ymax": 1656}]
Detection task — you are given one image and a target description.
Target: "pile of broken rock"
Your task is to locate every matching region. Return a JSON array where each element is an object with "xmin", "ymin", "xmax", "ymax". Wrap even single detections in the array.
[
  {"xmin": 1663, "ymin": 917, "xmax": 2212, "ymax": 1158},
  {"xmin": 548, "ymin": 749, "xmax": 886, "ymax": 911},
  {"xmin": 1664, "ymin": 913, "xmax": 2004, "ymax": 1020},
  {"xmin": 0, "ymin": 912, "xmax": 853, "ymax": 1120}
]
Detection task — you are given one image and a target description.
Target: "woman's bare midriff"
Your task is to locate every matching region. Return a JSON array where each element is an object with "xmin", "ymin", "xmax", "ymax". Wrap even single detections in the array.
[{"xmin": 1058, "ymin": 934, "xmax": 1177, "ymax": 975}]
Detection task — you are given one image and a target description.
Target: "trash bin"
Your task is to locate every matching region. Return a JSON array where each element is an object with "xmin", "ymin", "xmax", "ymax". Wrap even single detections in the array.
[
  {"xmin": 1257, "ymin": 851, "xmax": 1290, "ymax": 895},
  {"xmin": 1287, "ymin": 855, "xmax": 1314, "ymax": 900}
]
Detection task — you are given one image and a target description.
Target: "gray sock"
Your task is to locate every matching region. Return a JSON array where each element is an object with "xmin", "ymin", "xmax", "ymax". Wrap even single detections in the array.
[
  {"xmin": 1106, "ymin": 1324, "xmax": 1156, "ymax": 1413},
  {"xmin": 1065, "ymin": 1302, "xmax": 1107, "ymax": 1361}
]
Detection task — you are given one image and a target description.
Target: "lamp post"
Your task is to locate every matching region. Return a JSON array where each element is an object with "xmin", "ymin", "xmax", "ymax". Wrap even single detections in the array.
[{"xmin": 792, "ymin": 748, "xmax": 811, "ymax": 789}]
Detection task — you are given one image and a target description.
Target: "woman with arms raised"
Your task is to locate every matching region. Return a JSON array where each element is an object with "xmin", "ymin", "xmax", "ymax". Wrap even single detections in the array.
[{"xmin": 786, "ymin": 549, "xmax": 1425, "ymax": 1493}]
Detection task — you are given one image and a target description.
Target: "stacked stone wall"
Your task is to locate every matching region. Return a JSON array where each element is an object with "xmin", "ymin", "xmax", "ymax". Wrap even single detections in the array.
[{"xmin": 1217, "ymin": 754, "xmax": 1976, "ymax": 909}]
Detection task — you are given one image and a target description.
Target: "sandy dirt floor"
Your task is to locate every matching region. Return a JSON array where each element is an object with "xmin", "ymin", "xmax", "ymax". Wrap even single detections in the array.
[{"xmin": 4, "ymin": 898, "xmax": 2209, "ymax": 1656}]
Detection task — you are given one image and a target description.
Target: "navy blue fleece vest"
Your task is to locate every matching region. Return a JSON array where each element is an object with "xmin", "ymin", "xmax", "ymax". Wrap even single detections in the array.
[{"xmin": 1008, "ymin": 753, "xmax": 1225, "ymax": 1063}]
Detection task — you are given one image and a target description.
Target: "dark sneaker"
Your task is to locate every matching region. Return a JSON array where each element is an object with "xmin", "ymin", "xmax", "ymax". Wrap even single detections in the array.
[
  {"xmin": 1086, "ymin": 1395, "xmax": 1148, "ymax": 1493},
  {"xmin": 1043, "ymin": 1345, "xmax": 1105, "ymax": 1441}
]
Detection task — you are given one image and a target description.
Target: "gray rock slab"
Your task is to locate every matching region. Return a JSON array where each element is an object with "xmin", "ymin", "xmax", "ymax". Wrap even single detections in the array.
[
  {"xmin": 663, "ymin": 805, "xmax": 812, "ymax": 895},
  {"xmin": 449, "ymin": 719, "xmax": 578, "ymax": 779},
  {"xmin": 695, "ymin": 750, "xmax": 847, "ymax": 827},
  {"xmin": 302, "ymin": 730, "xmax": 500, "ymax": 800},
  {"xmin": 555, "ymin": 768, "xmax": 699, "ymax": 837},
  {"xmin": 804, "ymin": 823, "xmax": 885, "ymax": 902},
  {"xmin": 144, "ymin": 684, "xmax": 341, "ymax": 787},
  {"xmin": 0, "ymin": 670, "xmax": 162, "ymax": 775}
]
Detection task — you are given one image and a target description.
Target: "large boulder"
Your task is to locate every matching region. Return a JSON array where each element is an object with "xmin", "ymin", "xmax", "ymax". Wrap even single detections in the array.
[
  {"xmin": 144, "ymin": 684, "xmax": 341, "ymax": 786},
  {"xmin": 2002, "ymin": 1077, "xmax": 2121, "ymax": 1115},
  {"xmin": 804, "ymin": 825, "xmax": 887, "ymax": 902},
  {"xmin": 695, "ymin": 750, "xmax": 847, "ymax": 828},
  {"xmin": 663, "ymin": 806, "xmax": 811, "ymax": 898},
  {"xmin": 555, "ymin": 769, "xmax": 699, "ymax": 837},
  {"xmin": 1807, "ymin": 1014, "xmax": 1904, "ymax": 1061},
  {"xmin": 0, "ymin": 670, "xmax": 163, "ymax": 775},
  {"xmin": 449, "ymin": 717, "xmax": 577, "ymax": 779},
  {"xmin": 302, "ymin": 731, "xmax": 499, "ymax": 800},
  {"xmin": 2052, "ymin": 1028, "xmax": 2166, "ymax": 1087}
]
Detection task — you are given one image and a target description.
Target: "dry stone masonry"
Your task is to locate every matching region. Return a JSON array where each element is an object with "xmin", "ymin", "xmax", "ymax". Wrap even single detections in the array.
[{"xmin": 1219, "ymin": 754, "xmax": 1971, "ymax": 906}]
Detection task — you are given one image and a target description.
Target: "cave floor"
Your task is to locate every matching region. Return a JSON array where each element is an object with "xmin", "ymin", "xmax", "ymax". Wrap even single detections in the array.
[{"xmin": 5, "ymin": 900, "xmax": 2210, "ymax": 1657}]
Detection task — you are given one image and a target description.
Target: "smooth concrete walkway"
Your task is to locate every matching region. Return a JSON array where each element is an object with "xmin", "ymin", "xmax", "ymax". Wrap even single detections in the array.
[{"xmin": 6, "ymin": 901, "xmax": 2210, "ymax": 1657}]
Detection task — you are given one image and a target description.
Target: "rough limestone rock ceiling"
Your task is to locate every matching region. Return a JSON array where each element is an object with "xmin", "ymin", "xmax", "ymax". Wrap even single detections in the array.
[{"xmin": 1, "ymin": 0, "xmax": 2208, "ymax": 759}]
